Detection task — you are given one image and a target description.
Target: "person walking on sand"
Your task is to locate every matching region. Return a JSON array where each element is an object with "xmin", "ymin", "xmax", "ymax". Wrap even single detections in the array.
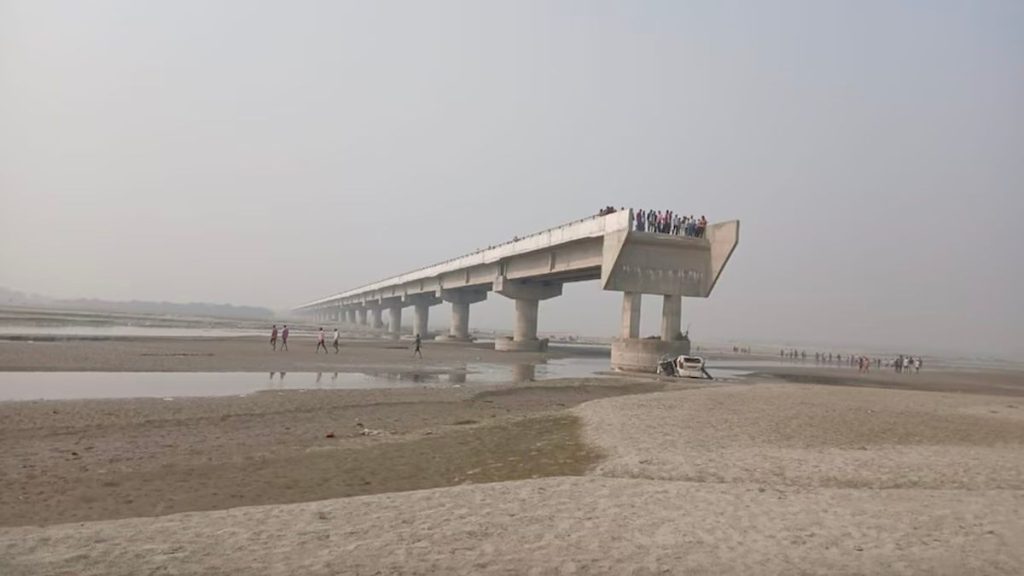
[
  {"xmin": 270, "ymin": 325, "xmax": 278, "ymax": 351},
  {"xmin": 316, "ymin": 327, "xmax": 328, "ymax": 354},
  {"xmin": 281, "ymin": 325, "xmax": 289, "ymax": 351},
  {"xmin": 413, "ymin": 333, "xmax": 423, "ymax": 359},
  {"xmin": 332, "ymin": 328, "xmax": 340, "ymax": 354}
]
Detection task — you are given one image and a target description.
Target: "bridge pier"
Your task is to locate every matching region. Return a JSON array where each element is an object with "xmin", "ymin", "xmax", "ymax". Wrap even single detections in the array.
[
  {"xmin": 611, "ymin": 293, "xmax": 690, "ymax": 372},
  {"xmin": 387, "ymin": 303, "xmax": 402, "ymax": 339},
  {"xmin": 370, "ymin": 307, "xmax": 384, "ymax": 330},
  {"xmin": 404, "ymin": 294, "xmax": 441, "ymax": 339},
  {"xmin": 620, "ymin": 292, "xmax": 641, "ymax": 338},
  {"xmin": 494, "ymin": 277, "xmax": 562, "ymax": 352},
  {"xmin": 660, "ymin": 295, "xmax": 682, "ymax": 340},
  {"xmin": 356, "ymin": 308, "xmax": 367, "ymax": 326},
  {"xmin": 436, "ymin": 289, "xmax": 487, "ymax": 341},
  {"xmin": 414, "ymin": 304, "xmax": 430, "ymax": 338}
]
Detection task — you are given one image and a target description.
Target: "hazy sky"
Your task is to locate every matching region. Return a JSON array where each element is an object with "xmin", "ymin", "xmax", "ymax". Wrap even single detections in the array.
[{"xmin": 2, "ymin": 1, "xmax": 1022, "ymax": 356}]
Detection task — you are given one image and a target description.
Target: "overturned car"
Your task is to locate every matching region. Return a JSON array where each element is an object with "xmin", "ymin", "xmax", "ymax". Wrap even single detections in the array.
[{"xmin": 656, "ymin": 355, "xmax": 713, "ymax": 380}]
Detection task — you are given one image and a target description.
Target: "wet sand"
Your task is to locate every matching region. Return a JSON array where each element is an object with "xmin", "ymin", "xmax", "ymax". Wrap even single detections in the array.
[
  {"xmin": 0, "ymin": 335, "xmax": 566, "ymax": 372},
  {"xmin": 753, "ymin": 364, "xmax": 1024, "ymax": 398},
  {"xmin": 0, "ymin": 378, "xmax": 664, "ymax": 527}
]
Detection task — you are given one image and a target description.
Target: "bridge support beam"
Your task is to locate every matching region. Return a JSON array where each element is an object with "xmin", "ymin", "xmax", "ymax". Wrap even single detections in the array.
[
  {"xmin": 436, "ymin": 289, "xmax": 488, "ymax": 341},
  {"xmin": 356, "ymin": 308, "xmax": 367, "ymax": 326},
  {"xmin": 494, "ymin": 277, "xmax": 562, "ymax": 352}
]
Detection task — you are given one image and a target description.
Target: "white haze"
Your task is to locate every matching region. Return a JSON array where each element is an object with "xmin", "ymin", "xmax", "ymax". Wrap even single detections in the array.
[{"xmin": 1, "ymin": 1, "xmax": 1022, "ymax": 357}]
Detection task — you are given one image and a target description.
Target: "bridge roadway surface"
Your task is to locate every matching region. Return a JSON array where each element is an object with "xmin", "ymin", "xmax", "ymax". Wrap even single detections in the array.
[{"xmin": 296, "ymin": 210, "xmax": 739, "ymax": 371}]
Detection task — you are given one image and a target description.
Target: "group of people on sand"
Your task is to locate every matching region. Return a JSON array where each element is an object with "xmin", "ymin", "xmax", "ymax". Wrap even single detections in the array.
[
  {"xmin": 269, "ymin": 325, "xmax": 289, "ymax": 351},
  {"xmin": 269, "ymin": 325, "xmax": 423, "ymax": 358},
  {"xmin": 314, "ymin": 327, "xmax": 341, "ymax": 354},
  {"xmin": 780, "ymin": 349, "xmax": 924, "ymax": 374},
  {"xmin": 893, "ymin": 355, "xmax": 922, "ymax": 374},
  {"xmin": 634, "ymin": 209, "xmax": 707, "ymax": 237}
]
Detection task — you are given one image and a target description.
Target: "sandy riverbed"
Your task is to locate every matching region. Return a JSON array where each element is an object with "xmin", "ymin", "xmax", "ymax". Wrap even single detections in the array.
[{"xmin": 1, "ymin": 338, "xmax": 1023, "ymax": 574}]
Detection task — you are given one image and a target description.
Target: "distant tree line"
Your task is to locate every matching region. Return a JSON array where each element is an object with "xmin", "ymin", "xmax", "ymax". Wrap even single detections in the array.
[{"xmin": 0, "ymin": 287, "xmax": 273, "ymax": 320}]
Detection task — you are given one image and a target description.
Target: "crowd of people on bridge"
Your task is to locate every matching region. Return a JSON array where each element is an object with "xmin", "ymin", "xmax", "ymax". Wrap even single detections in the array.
[
  {"xmin": 594, "ymin": 207, "xmax": 709, "ymax": 238},
  {"xmin": 634, "ymin": 209, "xmax": 707, "ymax": 238}
]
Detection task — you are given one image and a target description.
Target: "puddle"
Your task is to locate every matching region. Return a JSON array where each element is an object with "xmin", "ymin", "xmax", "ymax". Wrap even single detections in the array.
[
  {"xmin": 0, "ymin": 358, "xmax": 620, "ymax": 401},
  {"xmin": 704, "ymin": 368, "xmax": 753, "ymax": 380},
  {"xmin": 0, "ymin": 356, "xmax": 758, "ymax": 402}
]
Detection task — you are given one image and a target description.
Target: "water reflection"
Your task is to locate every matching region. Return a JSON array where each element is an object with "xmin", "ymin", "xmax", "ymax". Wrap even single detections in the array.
[
  {"xmin": 512, "ymin": 364, "xmax": 536, "ymax": 382},
  {"xmin": 0, "ymin": 357, "xmax": 616, "ymax": 401}
]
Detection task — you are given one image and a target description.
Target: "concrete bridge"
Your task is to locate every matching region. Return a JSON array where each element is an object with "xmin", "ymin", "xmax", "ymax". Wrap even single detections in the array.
[{"xmin": 295, "ymin": 210, "xmax": 739, "ymax": 371}]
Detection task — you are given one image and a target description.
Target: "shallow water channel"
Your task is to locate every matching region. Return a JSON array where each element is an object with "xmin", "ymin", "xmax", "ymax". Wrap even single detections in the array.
[
  {"xmin": 0, "ymin": 358, "xmax": 611, "ymax": 401},
  {"xmin": 0, "ymin": 357, "xmax": 756, "ymax": 402}
]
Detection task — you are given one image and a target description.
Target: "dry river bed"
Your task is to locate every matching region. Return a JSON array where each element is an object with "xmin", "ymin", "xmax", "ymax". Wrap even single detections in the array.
[{"xmin": 1, "ymin": 337, "xmax": 1023, "ymax": 574}]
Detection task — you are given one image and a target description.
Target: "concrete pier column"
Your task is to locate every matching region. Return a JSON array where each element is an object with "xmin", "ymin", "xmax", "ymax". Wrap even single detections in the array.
[
  {"xmin": 413, "ymin": 303, "xmax": 429, "ymax": 338},
  {"xmin": 513, "ymin": 299, "xmax": 539, "ymax": 341},
  {"xmin": 356, "ymin": 308, "xmax": 367, "ymax": 326},
  {"xmin": 388, "ymin": 305, "xmax": 402, "ymax": 339},
  {"xmin": 403, "ymin": 293, "xmax": 442, "ymax": 339},
  {"xmin": 438, "ymin": 289, "xmax": 488, "ymax": 341},
  {"xmin": 451, "ymin": 301, "xmax": 470, "ymax": 337},
  {"xmin": 494, "ymin": 276, "xmax": 562, "ymax": 352},
  {"xmin": 660, "ymin": 295, "xmax": 682, "ymax": 341},
  {"xmin": 611, "ymin": 292, "xmax": 690, "ymax": 372},
  {"xmin": 621, "ymin": 292, "xmax": 641, "ymax": 339},
  {"xmin": 370, "ymin": 308, "xmax": 383, "ymax": 330}
]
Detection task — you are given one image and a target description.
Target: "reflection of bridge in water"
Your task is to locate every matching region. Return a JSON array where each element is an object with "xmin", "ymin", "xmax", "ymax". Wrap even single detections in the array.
[{"xmin": 296, "ymin": 211, "xmax": 739, "ymax": 372}]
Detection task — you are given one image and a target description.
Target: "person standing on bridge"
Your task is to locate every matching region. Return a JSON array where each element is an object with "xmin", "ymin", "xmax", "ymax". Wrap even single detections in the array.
[
  {"xmin": 316, "ymin": 327, "xmax": 328, "ymax": 354},
  {"xmin": 281, "ymin": 325, "xmax": 289, "ymax": 351},
  {"xmin": 270, "ymin": 325, "xmax": 278, "ymax": 351},
  {"xmin": 413, "ymin": 333, "xmax": 423, "ymax": 359}
]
